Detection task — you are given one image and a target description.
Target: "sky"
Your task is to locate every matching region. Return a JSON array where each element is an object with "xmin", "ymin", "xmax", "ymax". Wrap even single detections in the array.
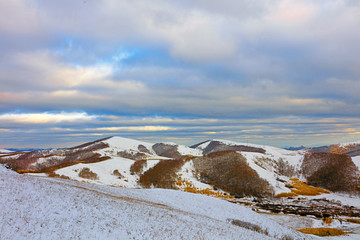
[{"xmin": 1, "ymin": 0, "xmax": 360, "ymax": 148}]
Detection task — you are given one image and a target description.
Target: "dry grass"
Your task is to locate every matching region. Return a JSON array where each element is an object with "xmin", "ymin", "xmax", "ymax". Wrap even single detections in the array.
[
  {"xmin": 297, "ymin": 228, "xmax": 347, "ymax": 236},
  {"xmin": 276, "ymin": 178, "xmax": 329, "ymax": 197},
  {"xmin": 346, "ymin": 218, "xmax": 360, "ymax": 224},
  {"xmin": 290, "ymin": 178, "xmax": 330, "ymax": 196},
  {"xmin": 176, "ymin": 179, "xmax": 234, "ymax": 199},
  {"xmin": 275, "ymin": 192, "xmax": 298, "ymax": 198}
]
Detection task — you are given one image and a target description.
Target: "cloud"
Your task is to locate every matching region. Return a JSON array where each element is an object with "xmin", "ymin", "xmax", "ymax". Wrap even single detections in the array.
[
  {"xmin": 0, "ymin": 112, "xmax": 95, "ymax": 124},
  {"xmin": 1, "ymin": 0, "xmax": 360, "ymax": 147},
  {"xmin": 95, "ymin": 126, "xmax": 175, "ymax": 132}
]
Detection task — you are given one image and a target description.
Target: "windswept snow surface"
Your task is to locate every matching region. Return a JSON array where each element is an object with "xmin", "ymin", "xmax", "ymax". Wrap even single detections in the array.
[
  {"xmin": 55, "ymin": 157, "xmax": 160, "ymax": 188},
  {"xmin": 352, "ymin": 156, "xmax": 360, "ymax": 171},
  {"xmin": 0, "ymin": 165, "xmax": 309, "ymax": 240}
]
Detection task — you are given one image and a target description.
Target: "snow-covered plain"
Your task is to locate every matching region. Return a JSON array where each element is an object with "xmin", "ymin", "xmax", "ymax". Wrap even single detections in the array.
[{"xmin": 1, "ymin": 164, "xmax": 311, "ymax": 240}]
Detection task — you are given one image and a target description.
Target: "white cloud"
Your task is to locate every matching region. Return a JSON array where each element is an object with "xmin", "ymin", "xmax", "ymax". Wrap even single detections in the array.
[{"xmin": 0, "ymin": 112, "xmax": 95, "ymax": 124}]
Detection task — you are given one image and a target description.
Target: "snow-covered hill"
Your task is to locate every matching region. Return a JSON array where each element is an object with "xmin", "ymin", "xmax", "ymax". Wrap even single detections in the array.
[
  {"xmin": 0, "ymin": 164, "xmax": 309, "ymax": 240},
  {"xmin": 1, "ymin": 137, "xmax": 359, "ymax": 200},
  {"xmin": 0, "ymin": 148, "xmax": 12, "ymax": 155}
]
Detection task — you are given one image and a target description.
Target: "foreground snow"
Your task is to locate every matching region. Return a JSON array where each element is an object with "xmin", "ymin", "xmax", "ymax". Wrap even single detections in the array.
[{"xmin": 0, "ymin": 165, "xmax": 309, "ymax": 240}]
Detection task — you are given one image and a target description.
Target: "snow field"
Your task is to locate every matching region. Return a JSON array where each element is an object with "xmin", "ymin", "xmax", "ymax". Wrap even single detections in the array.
[{"xmin": 0, "ymin": 165, "xmax": 310, "ymax": 240}]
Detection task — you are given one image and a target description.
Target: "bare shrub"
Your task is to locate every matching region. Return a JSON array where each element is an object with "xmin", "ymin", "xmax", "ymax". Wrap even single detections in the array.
[
  {"xmin": 281, "ymin": 235, "xmax": 294, "ymax": 240},
  {"xmin": 227, "ymin": 219, "xmax": 268, "ymax": 235},
  {"xmin": 78, "ymin": 168, "xmax": 98, "ymax": 180},
  {"xmin": 193, "ymin": 151, "xmax": 274, "ymax": 197},
  {"xmin": 254, "ymin": 157, "xmax": 276, "ymax": 172},
  {"xmin": 199, "ymin": 141, "xmax": 266, "ymax": 155},
  {"xmin": 276, "ymin": 158, "xmax": 296, "ymax": 177},
  {"xmin": 302, "ymin": 153, "xmax": 359, "ymax": 192},
  {"xmin": 152, "ymin": 143, "xmax": 182, "ymax": 158},
  {"xmin": 112, "ymin": 169, "xmax": 124, "ymax": 179},
  {"xmin": 130, "ymin": 160, "xmax": 147, "ymax": 175},
  {"xmin": 139, "ymin": 159, "xmax": 188, "ymax": 189},
  {"xmin": 323, "ymin": 217, "xmax": 333, "ymax": 225},
  {"xmin": 117, "ymin": 151, "xmax": 147, "ymax": 160}
]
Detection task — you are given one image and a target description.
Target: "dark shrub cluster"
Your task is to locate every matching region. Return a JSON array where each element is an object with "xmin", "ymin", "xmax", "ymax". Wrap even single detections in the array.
[
  {"xmin": 0, "ymin": 141, "xmax": 109, "ymax": 173},
  {"xmin": 276, "ymin": 158, "xmax": 296, "ymax": 177},
  {"xmin": 130, "ymin": 160, "xmax": 147, "ymax": 175},
  {"xmin": 78, "ymin": 167, "xmax": 99, "ymax": 180},
  {"xmin": 117, "ymin": 151, "xmax": 147, "ymax": 160},
  {"xmin": 302, "ymin": 152, "xmax": 359, "ymax": 192},
  {"xmin": 152, "ymin": 143, "xmax": 182, "ymax": 158},
  {"xmin": 112, "ymin": 169, "xmax": 124, "ymax": 179},
  {"xmin": 198, "ymin": 141, "xmax": 266, "ymax": 155},
  {"xmin": 139, "ymin": 159, "xmax": 188, "ymax": 189},
  {"xmin": 193, "ymin": 151, "xmax": 274, "ymax": 197}
]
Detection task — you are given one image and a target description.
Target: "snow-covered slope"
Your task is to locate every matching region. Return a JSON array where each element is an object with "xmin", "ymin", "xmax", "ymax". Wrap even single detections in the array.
[
  {"xmin": 0, "ymin": 164, "xmax": 309, "ymax": 240},
  {"xmin": 0, "ymin": 136, "xmax": 202, "ymax": 172},
  {"xmin": 352, "ymin": 156, "xmax": 360, "ymax": 171},
  {"xmin": 0, "ymin": 149, "xmax": 12, "ymax": 156}
]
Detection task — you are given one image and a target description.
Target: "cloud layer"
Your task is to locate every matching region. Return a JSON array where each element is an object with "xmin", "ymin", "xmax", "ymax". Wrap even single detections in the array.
[{"xmin": 1, "ymin": 0, "xmax": 359, "ymax": 147}]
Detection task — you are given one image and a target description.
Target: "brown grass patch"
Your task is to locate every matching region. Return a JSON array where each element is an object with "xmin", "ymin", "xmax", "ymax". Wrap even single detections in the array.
[
  {"xmin": 297, "ymin": 228, "xmax": 347, "ymax": 236},
  {"xmin": 275, "ymin": 192, "xmax": 298, "ymax": 198},
  {"xmin": 176, "ymin": 179, "xmax": 234, "ymax": 199},
  {"xmin": 346, "ymin": 218, "xmax": 360, "ymax": 224},
  {"xmin": 290, "ymin": 178, "xmax": 330, "ymax": 196},
  {"xmin": 277, "ymin": 178, "xmax": 329, "ymax": 197}
]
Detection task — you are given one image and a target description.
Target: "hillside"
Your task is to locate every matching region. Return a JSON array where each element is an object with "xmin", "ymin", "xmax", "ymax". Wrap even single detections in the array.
[
  {"xmin": 1, "ymin": 137, "xmax": 359, "ymax": 198},
  {"xmin": 1, "ymin": 137, "xmax": 360, "ymax": 238},
  {"xmin": 0, "ymin": 164, "xmax": 308, "ymax": 240}
]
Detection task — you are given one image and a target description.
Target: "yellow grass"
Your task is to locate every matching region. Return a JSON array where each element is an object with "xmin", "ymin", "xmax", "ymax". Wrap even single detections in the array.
[
  {"xmin": 276, "ymin": 178, "xmax": 330, "ymax": 198},
  {"xmin": 176, "ymin": 179, "xmax": 234, "ymax": 199},
  {"xmin": 275, "ymin": 192, "xmax": 298, "ymax": 198},
  {"xmin": 297, "ymin": 228, "xmax": 347, "ymax": 236}
]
